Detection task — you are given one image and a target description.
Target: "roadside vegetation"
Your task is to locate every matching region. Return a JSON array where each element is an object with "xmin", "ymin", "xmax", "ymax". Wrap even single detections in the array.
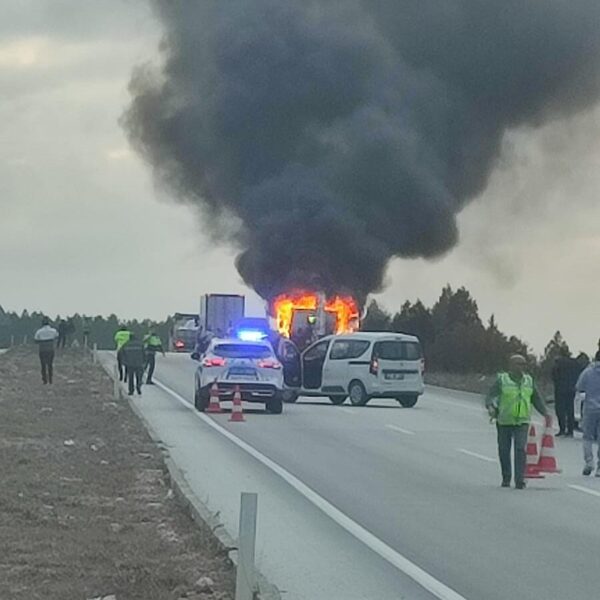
[{"xmin": 362, "ymin": 285, "xmax": 586, "ymax": 394}]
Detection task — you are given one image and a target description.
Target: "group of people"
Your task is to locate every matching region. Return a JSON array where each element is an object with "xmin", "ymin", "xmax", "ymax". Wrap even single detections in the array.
[
  {"xmin": 486, "ymin": 350, "xmax": 600, "ymax": 489},
  {"xmin": 114, "ymin": 325, "xmax": 165, "ymax": 396},
  {"xmin": 31, "ymin": 318, "xmax": 164, "ymax": 395}
]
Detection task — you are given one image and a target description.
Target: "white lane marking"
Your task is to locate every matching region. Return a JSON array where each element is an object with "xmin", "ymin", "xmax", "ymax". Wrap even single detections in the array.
[
  {"xmin": 154, "ymin": 379, "xmax": 468, "ymax": 600},
  {"xmin": 457, "ymin": 449, "xmax": 496, "ymax": 463},
  {"xmin": 386, "ymin": 424, "xmax": 415, "ymax": 436},
  {"xmin": 569, "ymin": 484, "xmax": 600, "ymax": 499},
  {"xmin": 339, "ymin": 407, "xmax": 358, "ymax": 415}
]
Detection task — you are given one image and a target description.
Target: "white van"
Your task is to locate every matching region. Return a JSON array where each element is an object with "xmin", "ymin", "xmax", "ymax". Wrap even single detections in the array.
[{"xmin": 300, "ymin": 332, "xmax": 425, "ymax": 407}]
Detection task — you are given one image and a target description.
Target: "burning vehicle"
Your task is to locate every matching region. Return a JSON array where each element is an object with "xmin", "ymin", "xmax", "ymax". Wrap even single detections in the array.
[{"xmin": 271, "ymin": 291, "xmax": 360, "ymax": 351}]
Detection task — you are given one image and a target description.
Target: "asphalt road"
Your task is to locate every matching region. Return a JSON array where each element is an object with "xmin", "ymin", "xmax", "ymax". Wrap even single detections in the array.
[{"xmin": 144, "ymin": 353, "xmax": 600, "ymax": 600}]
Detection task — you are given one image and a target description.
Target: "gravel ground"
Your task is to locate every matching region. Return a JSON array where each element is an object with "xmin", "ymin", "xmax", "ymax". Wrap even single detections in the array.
[{"xmin": 0, "ymin": 347, "xmax": 235, "ymax": 600}]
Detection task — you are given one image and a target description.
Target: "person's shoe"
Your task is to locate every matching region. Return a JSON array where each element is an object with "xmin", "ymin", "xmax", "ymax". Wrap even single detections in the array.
[
  {"xmin": 501, "ymin": 480, "xmax": 510, "ymax": 488},
  {"xmin": 137, "ymin": 389, "xmax": 142, "ymax": 395},
  {"xmin": 565, "ymin": 432, "xmax": 574, "ymax": 438},
  {"xmin": 515, "ymin": 481, "xmax": 526, "ymax": 490},
  {"xmin": 583, "ymin": 465, "xmax": 593, "ymax": 476},
  {"xmin": 128, "ymin": 392, "xmax": 134, "ymax": 396},
  {"xmin": 146, "ymin": 380, "xmax": 154, "ymax": 385},
  {"xmin": 556, "ymin": 431, "xmax": 565, "ymax": 437}
]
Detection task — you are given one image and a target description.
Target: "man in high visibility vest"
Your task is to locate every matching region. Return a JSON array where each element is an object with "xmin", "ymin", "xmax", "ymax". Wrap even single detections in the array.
[
  {"xmin": 143, "ymin": 331, "xmax": 165, "ymax": 385},
  {"xmin": 486, "ymin": 355, "xmax": 550, "ymax": 489},
  {"xmin": 114, "ymin": 324, "xmax": 131, "ymax": 381}
]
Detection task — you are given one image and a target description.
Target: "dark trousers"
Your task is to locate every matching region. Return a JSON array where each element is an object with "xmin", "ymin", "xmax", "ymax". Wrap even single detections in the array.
[
  {"xmin": 497, "ymin": 424, "xmax": 528, "ymax": 485},
  {"xmin": 39, "ymin": 351, "xmax": 55, "ymax": 384},
  {"xmin": 57, "ymin": 334, "xmax": 67, "ymax": 349},
  {"xmin": 555, "ymin": 390, "xmax": 575, "ymax": 434},
  {"xmin": 117, "ymin": 350, "xmax": 126, "ymax": 381},
  {"xmin": 127, "ymin": 367, "xmax": 143, "ymax": 395},
  {"xmin": 145, "ymin": 352, "xmax": 156, "ymax": 383}
]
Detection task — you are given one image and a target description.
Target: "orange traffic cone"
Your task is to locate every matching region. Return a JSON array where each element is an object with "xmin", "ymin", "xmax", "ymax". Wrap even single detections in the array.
[
  {"xmin": 206, "ymin": 381, "xmax": 222, "ymax": 414},
  {"xmin": 537, "ymin": 419, "xmax": 561, "ymax": 474},
  {"xmin": 229, "ymin": 385, "xmax": 245, "ymax": 422},
  {"xmin": 525, "ymin": 423, "xmax": 545, "ymax": 479}
]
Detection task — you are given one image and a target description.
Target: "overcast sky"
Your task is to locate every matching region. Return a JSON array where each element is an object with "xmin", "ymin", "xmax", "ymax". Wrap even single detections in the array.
[{"xmin": 2, "ymin": 0, "xmax": 600, "ymax": 354}]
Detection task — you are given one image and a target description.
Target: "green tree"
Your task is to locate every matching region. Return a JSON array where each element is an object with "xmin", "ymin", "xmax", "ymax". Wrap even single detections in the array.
[{"xmin": 361, "ymin": 300, "xmax": 392, "ymax": 332}]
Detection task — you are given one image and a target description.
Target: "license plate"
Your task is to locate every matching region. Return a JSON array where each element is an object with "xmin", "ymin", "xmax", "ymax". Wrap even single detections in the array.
[
  {"xmin": 227, "ymin": 367, "xmax": 257, "ymax": 379},
  {"xmin": 385, "ymin": 372, "xmax": 404, "ymax": 380}
]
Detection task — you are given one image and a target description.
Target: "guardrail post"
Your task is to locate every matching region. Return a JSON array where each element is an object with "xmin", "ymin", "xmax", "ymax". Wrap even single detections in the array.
[
  {"xmin": 92, "ymin": 343, "xmax": 98, "ymax": 364},
  {"xmin": 235, "ymin": 492, "xmax": 258, "ymax": 600}
]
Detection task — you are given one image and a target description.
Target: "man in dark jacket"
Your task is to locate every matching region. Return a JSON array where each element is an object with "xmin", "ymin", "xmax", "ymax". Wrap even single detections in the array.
[
  {"xmin": 57, "ymin": 319, "xmax": 68, "ymax": 349},
  {"xmin": 552, "ymin": 348, "xmax": 580, "ymax": 437},
  {"xmin": 121, "ymin": 333, "xmax": 145, "ymax": 396}
]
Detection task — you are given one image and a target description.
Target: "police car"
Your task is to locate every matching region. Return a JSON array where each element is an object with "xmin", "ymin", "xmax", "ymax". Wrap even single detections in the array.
[{"xmin": 193, "ymin": 337, "xmax": 285, "ymax": 414}]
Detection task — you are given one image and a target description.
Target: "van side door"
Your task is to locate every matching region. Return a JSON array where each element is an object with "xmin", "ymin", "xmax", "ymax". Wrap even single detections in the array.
[{"xmin": 301, "ymin": 339, "xmax": 331, "ymax": 390}]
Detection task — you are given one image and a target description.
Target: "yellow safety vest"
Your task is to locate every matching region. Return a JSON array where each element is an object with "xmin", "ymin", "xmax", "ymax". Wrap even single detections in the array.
[{"xmin": 497, "ymin": 372, "xmax": 534, "ymax": 426}]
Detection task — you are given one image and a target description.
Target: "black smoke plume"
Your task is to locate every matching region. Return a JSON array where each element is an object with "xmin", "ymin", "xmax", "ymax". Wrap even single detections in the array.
[{"xmin": 123, "ymin": 1, "xmax": 600, "ymax": 304}]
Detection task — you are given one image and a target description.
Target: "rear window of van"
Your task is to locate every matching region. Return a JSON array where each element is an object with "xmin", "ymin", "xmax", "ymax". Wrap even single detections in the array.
[{"xmin": 373, "ymin": 341, "xmax": 422, "ymax": 361}]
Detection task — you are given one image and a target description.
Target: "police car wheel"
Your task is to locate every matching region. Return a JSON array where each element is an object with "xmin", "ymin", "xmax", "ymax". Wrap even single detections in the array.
[
  {"xmin": 266, "ymin": 395, "xmax": 283, "ymax": 414},
  {"xmin": 194, "ymin": 388, "xmax": 209, "ymax": 412}
]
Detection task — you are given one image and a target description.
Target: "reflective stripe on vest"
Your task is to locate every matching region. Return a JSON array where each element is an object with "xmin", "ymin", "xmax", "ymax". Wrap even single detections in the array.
[{"xmin": 498, "ymin": 372, "xmax": 534, "ymax": 425}]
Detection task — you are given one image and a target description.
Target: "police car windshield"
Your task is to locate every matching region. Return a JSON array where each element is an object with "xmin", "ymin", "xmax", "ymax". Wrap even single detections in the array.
[{"xmin": 213, "ymin": 343, "xmax": 273, "ymax": 359}]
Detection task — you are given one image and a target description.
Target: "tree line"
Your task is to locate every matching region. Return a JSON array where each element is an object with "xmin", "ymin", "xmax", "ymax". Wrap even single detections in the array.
[
  {"xmin": 2, "ymin": 287, "xmax": 592, "ymax": 374},
  {"xmin": 0, "ymin": 307, "xmax": 172, "ymax": 350},
  {"xmin": 361, "ymin": 285, "xmax": 591, "ymax": 375}
]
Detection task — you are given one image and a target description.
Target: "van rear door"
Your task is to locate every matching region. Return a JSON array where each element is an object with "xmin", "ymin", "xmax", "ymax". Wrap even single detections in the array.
[{"xmin": 372, "ymin": 339, "xmax": 423, "ymax": 390}]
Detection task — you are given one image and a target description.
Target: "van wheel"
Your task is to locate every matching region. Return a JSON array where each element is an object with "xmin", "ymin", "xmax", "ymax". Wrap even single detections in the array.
[
  {"xmin": 348, "ymin": 381, "xmax": 368, "ymax": 406},
  {"xmin": 282, "ymin": 390, "xmax": 299, "ymax": 403},
  {"xmin": 266, "ymin": 395, "xmax": 283, "ymax": 414},
  {"xmin": 329, "ymin": 395, "xmax": 347, "ymax": 405},
  {"xmin": 194, "ymin": 387, "xmax": 209, "ymax": 412},
  {"xmin": 398, "ymin": 394, "xmax": 418, "ymax": 408}
]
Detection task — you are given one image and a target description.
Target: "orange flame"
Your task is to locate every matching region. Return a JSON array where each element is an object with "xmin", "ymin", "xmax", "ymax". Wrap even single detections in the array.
[{"xmin": 272, "ymin": 292, "xmax": 359, "ymax": 338}]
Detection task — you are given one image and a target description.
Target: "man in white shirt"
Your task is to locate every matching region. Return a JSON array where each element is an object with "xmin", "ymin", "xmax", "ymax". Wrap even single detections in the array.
[{"xmin": 34, "ymin": 317, "xmax": 59, "ymax": 384}]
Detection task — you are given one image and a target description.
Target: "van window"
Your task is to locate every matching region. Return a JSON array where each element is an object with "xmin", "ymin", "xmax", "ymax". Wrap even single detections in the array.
[
  {"xmin": 304, "ymin": 340, "xmax": 330, "ymax": 361},
  {"xmin": 373, "ymin": 340, "xmax": 422, "ymax": 360},
  {"xmin": 330, "ymin": 340, "xmax": 370, "ymax": 360}
]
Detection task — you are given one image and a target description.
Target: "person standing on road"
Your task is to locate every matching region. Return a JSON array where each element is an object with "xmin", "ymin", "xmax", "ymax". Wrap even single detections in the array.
[
  {"xmin": 34, "ymin": 317, "xmax": 59, "ymax": 384},
  {"xmin": 575, "ymin": 351, "xmax": 600, "ymax": 477},
  {"xmin": 552, "ymin": 348, "xmax": 579, "ymax": 437},
  {"xmin": 143, "ymin": 331, "xmax": 165, "ymax": 385},
  {"xmin": 121, "ymin": 333, "xmax": 145, "ymax": 396},
  {"xmin": 486, "ymin": 355, "xmax": 550, "ymax": 489},
  {"xmin": 114, "ymin": 324, "xmax": 131, "ymax": 381}
]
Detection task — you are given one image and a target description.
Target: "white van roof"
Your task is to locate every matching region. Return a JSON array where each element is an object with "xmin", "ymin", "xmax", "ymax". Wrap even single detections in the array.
[{"xmin": 325, "ymin": 331, "xmax": 420, "ymax": 343}]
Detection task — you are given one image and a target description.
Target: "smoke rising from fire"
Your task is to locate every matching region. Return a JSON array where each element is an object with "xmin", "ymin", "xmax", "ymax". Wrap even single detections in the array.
[{"xmin": 123, "ymin": 1, "xmax": 600, "ymax": 304}]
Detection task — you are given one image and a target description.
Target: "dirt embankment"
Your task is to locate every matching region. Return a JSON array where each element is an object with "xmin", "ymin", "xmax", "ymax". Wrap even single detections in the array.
[{"xmin": 0, "ymin": 347, "xmax": 235, "ymax": 600}]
